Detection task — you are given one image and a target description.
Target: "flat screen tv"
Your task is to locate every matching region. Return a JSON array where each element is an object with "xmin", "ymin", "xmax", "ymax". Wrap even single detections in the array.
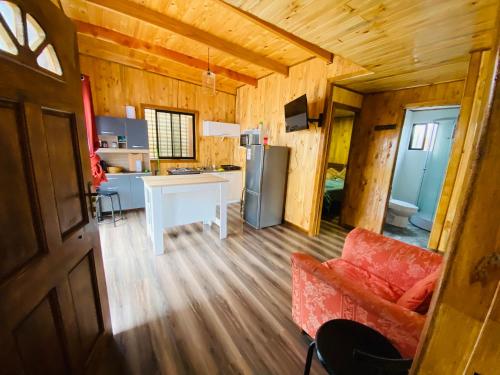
[{"xmin": 285, "ymin": 94, "xmax": 308, "ymax": 132}]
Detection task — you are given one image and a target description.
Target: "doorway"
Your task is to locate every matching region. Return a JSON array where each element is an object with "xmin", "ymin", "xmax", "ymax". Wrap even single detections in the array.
[
  {"xmin": 321, "ymin": 107, "xmax": 355, "ymax": 227},
  {"xmin": 384, "ymin": 106, "xmax": 460, "ymax": 248}
]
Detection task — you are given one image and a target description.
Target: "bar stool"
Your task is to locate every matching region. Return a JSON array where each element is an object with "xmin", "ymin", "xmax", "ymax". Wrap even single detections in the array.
[{"xmin": 96, "ymin": 189, "xmax": 123, "ymax": 227}]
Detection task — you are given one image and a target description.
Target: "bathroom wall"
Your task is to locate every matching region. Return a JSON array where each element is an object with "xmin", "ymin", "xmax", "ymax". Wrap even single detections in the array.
[{"xmin": 391, "ymin": 107, "xmax": 460, "ymax": 211}]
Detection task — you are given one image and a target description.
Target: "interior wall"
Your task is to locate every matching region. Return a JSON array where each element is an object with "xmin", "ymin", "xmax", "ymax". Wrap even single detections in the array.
[
  {"xmin": 328, "ymin": 116, "xmax": 354, "ymax": 165},
  {"xmin": 342, "ymin": 80, "xmax": 465, "ymax": 232},
  {"xmin": 414, "ymin": 47, "xmax": 499, "ymax": 375},
  {"xmin": 236, "ymin": 58, "xmax": 328, "ymax": 231},
  {"xmin": 80, "ymin": 55, "xmax": 239, "ymax": 173}
]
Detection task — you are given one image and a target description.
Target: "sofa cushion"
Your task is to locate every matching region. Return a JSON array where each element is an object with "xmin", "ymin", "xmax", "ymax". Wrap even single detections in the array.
[
  {"xmin": 323, "ymin": 259, "xmax": 405, "ymax": 302},
  {"xmin": 341, "ymin": 228, "xmax": 443, "ymax": 291},
  {"xmin": 396, "ymin": 266, "xmax": 442, "ymax": 313}
]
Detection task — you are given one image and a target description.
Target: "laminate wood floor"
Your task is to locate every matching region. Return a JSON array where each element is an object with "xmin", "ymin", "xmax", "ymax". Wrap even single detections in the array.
[{"xmin": 92, "ymin": 205, "xmax": 348, "ymax": 375}]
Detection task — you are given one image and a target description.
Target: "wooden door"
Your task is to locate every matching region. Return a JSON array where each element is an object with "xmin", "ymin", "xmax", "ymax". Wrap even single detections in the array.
[{"xmin": 0, "ymin": 1, "xmax": 110, "ymax": 374}]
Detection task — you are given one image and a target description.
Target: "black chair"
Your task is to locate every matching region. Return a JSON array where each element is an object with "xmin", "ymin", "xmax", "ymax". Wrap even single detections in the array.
[
  {"xmin": 303, "ymin": 319, "xmax": 412, "ymax": 375},
  {"xmin": 96, "ymin": 189, "xmax": 123, "ymax": 227}
]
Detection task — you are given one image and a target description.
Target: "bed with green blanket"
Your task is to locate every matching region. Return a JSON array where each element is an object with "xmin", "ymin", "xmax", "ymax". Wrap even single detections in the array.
[{"xmin": 322, "ymin": 165, "xmax": 346, "ymax": 218}]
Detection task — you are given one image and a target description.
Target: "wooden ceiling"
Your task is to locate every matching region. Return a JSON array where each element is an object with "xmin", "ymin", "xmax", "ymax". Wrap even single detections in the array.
[
  {"xmin": 58, "ymin": 0, "xmax": 499, "ymax": 94},
  {"xmin": 226, "ymin": 0, "xmax": 499, "ymax": 92}
]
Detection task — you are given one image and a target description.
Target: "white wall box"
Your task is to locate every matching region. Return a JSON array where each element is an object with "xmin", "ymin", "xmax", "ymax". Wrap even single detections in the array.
[{"xmin": 202, "ymin": 121, "xmax": 240, "ymax": 137}]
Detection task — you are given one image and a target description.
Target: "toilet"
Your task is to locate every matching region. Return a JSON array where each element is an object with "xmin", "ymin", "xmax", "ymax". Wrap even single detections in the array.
[{"xmin": 386, "ymin": 198, "xmax": 418, "ymax": 228}]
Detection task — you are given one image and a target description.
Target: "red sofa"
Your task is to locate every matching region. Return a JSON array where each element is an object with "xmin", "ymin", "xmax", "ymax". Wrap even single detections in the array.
[{"xmin": 291, "ymin": 228, "xmax": 443, "ymax": 357}]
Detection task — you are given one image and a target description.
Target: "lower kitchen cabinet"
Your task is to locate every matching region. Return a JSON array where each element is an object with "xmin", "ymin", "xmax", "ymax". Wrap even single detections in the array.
[
  {"xmin": 130, "ymin": 174, "xmax": 147, "ymax": 208},
  {"xmin": 98, "ymin": 173, "xmax": 150, "ymax": 212},
  {"xmin": 207, "ymin": 171, "xmax": 243, "ymax": 204}
]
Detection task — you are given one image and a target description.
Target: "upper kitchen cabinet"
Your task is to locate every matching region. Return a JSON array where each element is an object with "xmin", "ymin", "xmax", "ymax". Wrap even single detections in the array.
[
  {"xmin": 96, "ymin": 116, "xmax": 126, "ymax": 137},
  {"xmin": 125, "ymin": 119, "xmax": 149, "ymax": 149},
  {"xmin": 203, "ymin": 121, "xmax": 240, "ymax": 137}
]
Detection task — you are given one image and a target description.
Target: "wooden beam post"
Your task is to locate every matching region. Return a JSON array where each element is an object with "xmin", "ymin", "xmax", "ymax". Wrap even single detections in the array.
[
  {"xmin": 75, "ymin": 21, "xmax": 258, "ymax": 87},
  {"xmin": 85, "ymin": 0, "xmax": 289, "ymax": 76}
]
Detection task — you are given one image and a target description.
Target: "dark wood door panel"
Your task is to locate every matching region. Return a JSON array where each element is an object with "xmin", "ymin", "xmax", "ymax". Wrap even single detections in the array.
[
  {"xmin": 13, "ymin": 291, "xmax": 70, "ymax": 375},
  {"xmin": 42, "ymin": 109, "xmax": 87, "ymax": 237},
  {"xmin": 0, "ymin": 100, "xmax": 44, "ymax": 280},
  {"xmin": 68, "ymin": 251, "xmax": 104, "ymax": 357},
  {"xmin": 0, "ymin": 1, "xmax": 110, "ymax": 374}
]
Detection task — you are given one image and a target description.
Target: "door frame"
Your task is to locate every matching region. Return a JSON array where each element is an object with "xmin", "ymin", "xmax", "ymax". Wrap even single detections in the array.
[
  {"xmin": 382, "ymin": 104, "xmax": 461, "ymax": 249},
  {"xmin": 309, "ymin": 84, "xmax": 363, "ymax": 236}
]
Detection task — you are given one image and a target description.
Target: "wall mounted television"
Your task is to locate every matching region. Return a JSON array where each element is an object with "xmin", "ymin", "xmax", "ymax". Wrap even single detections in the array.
[{"xmin": 284, "ymin": 94, "xmax": 308, "ymax": 133}]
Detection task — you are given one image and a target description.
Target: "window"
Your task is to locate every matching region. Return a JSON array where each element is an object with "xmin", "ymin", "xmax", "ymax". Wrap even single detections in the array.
[
  {"xmin": 144, "ymin": 107, "xmax": 196, "ymax": 159},
  {"xmin": 409, "ymin": 122, "xmax": 438, "ymax": 151},
  {"xmin": 0, "ymin": 1, "xmax": 62, "ymax": 76}
]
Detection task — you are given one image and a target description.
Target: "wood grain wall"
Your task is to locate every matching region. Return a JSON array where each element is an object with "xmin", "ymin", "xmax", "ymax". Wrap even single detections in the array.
[
  {"xmin": 414, "ymin": 46, "xmax": 499, "ymax": 374},
  {"xmin": 328, "ymin": 116, "xmax": 354, "ymax": 165},
  {"xmin": 80, "ymin": 55, "xmax": 239, "ymax": 173},
  {"xmin": 236, "ymin": 58, "xmax": 328, "ymax": 231},
  {"xmin": 342, "ymin": 80, "xmax": 465, "ymax": 232}
]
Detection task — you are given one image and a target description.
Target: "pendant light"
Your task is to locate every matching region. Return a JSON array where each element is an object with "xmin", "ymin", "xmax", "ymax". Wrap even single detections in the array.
[{"xmin": 202, "ymin": 48, "xmax": 216, "ymax": 96}]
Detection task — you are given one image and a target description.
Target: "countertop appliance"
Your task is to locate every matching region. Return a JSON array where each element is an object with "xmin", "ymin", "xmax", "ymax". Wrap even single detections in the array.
[
  {"xmin": 168, "ymin": 165, "xmax": 242, "ymax": 175},
  {"xmin": 220, "ymin": 164, "xmax": 241, "ymax": 171},
  {"xmin": 240, "ymin": 129, "xmax": 260, "ymax": 147},
  {"xmin": 244, "ymin": 145, "xmax": 289, "ymax": 229},
  {"xmin": 167, "ymin": 168, "xmax": 201, "ymax": 175}
]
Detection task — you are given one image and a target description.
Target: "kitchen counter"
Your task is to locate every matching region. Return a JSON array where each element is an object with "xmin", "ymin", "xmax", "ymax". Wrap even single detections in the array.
[
  {"xmin": 143, "ymin": 174, "xmax": 228, "ymax": 254},
  {"xmin": 142, "ymin": 174, "xmax": 227, "ymax": 187},
  {"xmin": 106, "ymin": 172, "xmax": 151, "ymax": 176}
]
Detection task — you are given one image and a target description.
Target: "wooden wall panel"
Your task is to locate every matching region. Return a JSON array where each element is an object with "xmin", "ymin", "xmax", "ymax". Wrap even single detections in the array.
[
  {"xmin": 236, "ymin": 58, "xmax": 367, "ymax": 232},
  {"xmin": 342, "ymin": 80, "xmax": 465, "ymax": 232},
  {"xmin": 79, "ymin": 55, "xmax": 238, "ymax": 173},
  {"xmin": 236, "ymin": 59, "xmax": 328, "ymax": 231},
  {"xmin": 429, "ymin": 50, "xmax": 493, "ymax": 251},
  {"xmin": 413, "ymin": 45, "xmax": 499, "ymax": 375},
  {"xmin": 328, "ymin": 116, "xmax": 354, "ymax": 165}
]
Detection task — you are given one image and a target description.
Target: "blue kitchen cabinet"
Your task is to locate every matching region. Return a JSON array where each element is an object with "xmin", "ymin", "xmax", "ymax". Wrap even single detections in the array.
[
  {"xmin": 125, "ymin": 119, "xmax": 149, "ymax": 149},
  {"xmin": 130, "ymin": 173, "xmax": 150, "ymax": 208},
  {"xmin": 98, "ymin": 173, "xmax": 151, "ymax": 213},
  {"xmin": 96, "ymin": 116, "xmax": 126, "ymax": 137},
  {"xmin": 98, "ymin": 175, "xmax": 132, "ymax": 212}
]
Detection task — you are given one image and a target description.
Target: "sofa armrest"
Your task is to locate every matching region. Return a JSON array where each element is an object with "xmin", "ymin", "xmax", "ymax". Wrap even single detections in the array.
[{"xmin": 291, "ymin": 253, "xmax": 426, "ymax": 357}]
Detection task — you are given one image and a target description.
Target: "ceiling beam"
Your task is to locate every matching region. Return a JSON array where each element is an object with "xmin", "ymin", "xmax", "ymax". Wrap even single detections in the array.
[
  {"xmin": 214, "ymin": 0, "xmax": 333, "ymax": 63},
  {"xmin": 77, "ymin": 36, "xmax": 238, "ymax": 95},
  {"xmin": 85, "ymin": 0, "xmax": 289, "ymax": 76},
  {"xmin": 75, "ymin": 21, "xmax": 258, "ymax": 87}
]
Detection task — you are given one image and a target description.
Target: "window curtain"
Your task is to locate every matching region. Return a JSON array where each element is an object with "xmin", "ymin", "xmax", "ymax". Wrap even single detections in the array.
[{"xmin": 81, "ymin": 74, "xmax": 107, "ymax": 187}]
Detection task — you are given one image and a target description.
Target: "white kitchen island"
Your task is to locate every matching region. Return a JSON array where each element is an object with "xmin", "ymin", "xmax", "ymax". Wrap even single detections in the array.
[{"xmin": 142, "ymin": 174, "xmax": 228, "ymax": 255}]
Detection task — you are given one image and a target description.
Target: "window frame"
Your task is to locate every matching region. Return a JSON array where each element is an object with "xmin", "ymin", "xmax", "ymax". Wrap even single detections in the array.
[
  {"xmin": 409, "ymin": 123, "xmax": 427, "ymax": 150},
  {"xmin": 141, "ymin": 104, "xmax": 199, "ymax": 162}
]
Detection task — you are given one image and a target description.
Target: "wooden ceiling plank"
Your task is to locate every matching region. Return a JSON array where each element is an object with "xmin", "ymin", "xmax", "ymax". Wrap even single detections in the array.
[
  {"xmin": 78, "ymin": 52, "xmax": 237, "ymax": 95},
  {"xmin": 213, "ymin": 0, "xmax": 333, "ymax": 63},
  {"xmin": 85, "ymin": 0, "xmax": 289, "ymax": 76},
  {"xmin": 75, "ymin": 20, "xmax": 258, "ymax": 87}
]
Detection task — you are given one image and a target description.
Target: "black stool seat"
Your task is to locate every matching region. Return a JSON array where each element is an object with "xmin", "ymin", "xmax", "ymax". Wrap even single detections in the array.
[
  {"xmin": 304, "ymin": 319, "xmax": 412, "ymax": 375},
  {"xmin": 98, "ymin": 190, "xmax": 119, "ymax": 196}
]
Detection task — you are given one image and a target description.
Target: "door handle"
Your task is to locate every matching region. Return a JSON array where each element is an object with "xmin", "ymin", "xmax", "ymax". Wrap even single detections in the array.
[{"xmin": 101, "ymin": 131, "xmax": 114, "ymax": 134}]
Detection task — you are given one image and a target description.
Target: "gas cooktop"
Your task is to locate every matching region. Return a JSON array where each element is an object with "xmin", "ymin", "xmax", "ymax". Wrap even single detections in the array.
[{"xmin": 167, "ymin": 165, "xmax": 241, "ymax": 175}]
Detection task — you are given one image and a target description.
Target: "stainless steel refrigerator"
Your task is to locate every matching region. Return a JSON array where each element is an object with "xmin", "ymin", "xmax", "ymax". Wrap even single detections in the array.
[{"xmin": 244, "ymin": 145, "xmax": 289, "ymax": 229}]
